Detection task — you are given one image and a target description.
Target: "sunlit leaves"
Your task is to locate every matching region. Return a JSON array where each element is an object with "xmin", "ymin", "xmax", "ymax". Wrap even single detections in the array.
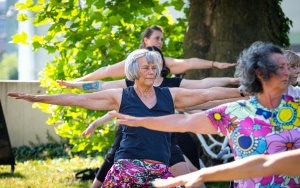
[
  {"xmin": 12, "ymin": 32, "xmax": 29, "ymax": 44},
  {"xmin": 17, "ymin": 13, "xmax": 29, "ymax": 22},
  {"xmin": 108, "ymin": 15, "xmax": 121, "ymax": 25},
  {"xmin": 38, "ymin": 0, "xmax": 46, "ymax": 4},
  {"xmin": 32, "ymin": 35, "xmax": 44, "ymax": 51},
  {"xmin": 15, "ymin": 0, "xmax": 34, "ymax": 10},
  {"xmin": 30, "ymin": 4, "xmax": 45, "ymax": 12},
  {"xmin": 171, "ymin": 0, "xmax": 185, "ymax": 11},
  {"xmin": 13, "ymin": 0, "xmax": 188, "ymax": 154}
]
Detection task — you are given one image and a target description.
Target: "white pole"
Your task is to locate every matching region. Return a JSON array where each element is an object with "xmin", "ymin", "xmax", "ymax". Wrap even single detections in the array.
[{"xmin": 17, "ymin": 0, "xmax": 35, "ymax": 80}]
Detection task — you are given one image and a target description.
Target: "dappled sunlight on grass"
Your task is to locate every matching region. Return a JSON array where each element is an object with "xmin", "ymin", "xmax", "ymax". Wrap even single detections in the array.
[{"xmin": 0, "ymin": 156, "xmax": 103, "ymax": 188}]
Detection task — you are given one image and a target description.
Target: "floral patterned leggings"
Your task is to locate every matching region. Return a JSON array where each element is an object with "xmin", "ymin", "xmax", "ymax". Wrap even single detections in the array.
[{"xmin": 102, "ymin": 159, "xmax": 173, "ymax": 188}]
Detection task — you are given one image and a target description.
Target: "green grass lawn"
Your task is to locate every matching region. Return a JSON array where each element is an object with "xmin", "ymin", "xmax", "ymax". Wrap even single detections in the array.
[
  {"xmin": 0, "ymin": 156, "xmax": 102, "ymax": 188},
  {"xmin": 0, "ymin": 157, "xmax": 229, "ymax": 188}
]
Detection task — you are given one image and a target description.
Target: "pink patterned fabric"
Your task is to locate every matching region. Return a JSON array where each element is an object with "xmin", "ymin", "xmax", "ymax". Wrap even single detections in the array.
[
  {"xmin": 102, "ymin": 159, "xmax": 174, "ymax": 188},
  {"xmin": 205, "ymin": 95, "xmax": 300, "ymax": 188}
]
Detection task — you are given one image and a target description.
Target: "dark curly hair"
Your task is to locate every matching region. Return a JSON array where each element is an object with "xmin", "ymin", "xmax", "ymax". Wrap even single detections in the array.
[{"xmin": 235, "ymin": 41, "xmax": 283, "ymax": 95}]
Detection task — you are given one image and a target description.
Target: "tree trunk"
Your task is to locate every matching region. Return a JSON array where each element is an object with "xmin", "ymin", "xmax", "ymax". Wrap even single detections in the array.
[{"xmin": 183, "ymin": 0, "xmax": 289, "ymax": 79}]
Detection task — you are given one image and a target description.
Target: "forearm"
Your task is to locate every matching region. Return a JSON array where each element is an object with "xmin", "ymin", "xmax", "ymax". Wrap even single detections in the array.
[
  {"xmin": 92, "ymin": 114, "xmax": 114, "ymax": 128},
  {"xmin": 136, "ymin": 114, "xmax": 193, "ymax": 132},
  {"xmin": 23, "ymin": 93, "xmax": 80, "ymax": 106},
  {"xmin": 187, "ymin": 58, "xmax": 215, "ymax": 70},
  {"xmin": 185, "ymin": 97, "xmax": 244, "ymax": 111},
  {"xmin": 208, "ymin": 87, "xmax": 242, "ymax": 101},
  {"xmin": 82, "ymin": 81, "xmax": 103, "ymax": 92},
  {"xmin": 75, "ymin": 69, "xmax": 103, "ymax": 81},
  {"xmin": 182, "ymin": 58, "xmax": 232, "ymax": 72},
  {"xmin": 173, "ymin": 87, "xmax": 242, "ymax": 111},
  {"xmin": 123, "ymin": 114, "xmax": 190, "ymax": 132},
  {"xmin": 166, "ymin": 58, "xmax": 214, "ymax": 74},
  {"xmin": 200, "ymin": 77, "xmax": 237, "ymax": 88},
  {"xmin": 201, "ymin": 150, "xmax": 300, "ymax": 182},
  {"xmin": 153, "ymin": 150, "xmax": 300, "ymax": 188},
  {"xmin": 166, "ymin": 56, "xmax": 236, "ymax": 75},
  {"xmin": 110, "ymin": 110, "xmax": 214, "ymax": 134},
  {"xmin": 183, "ymin": 87, "xmax": 242, "ymax": 108},
  {"xmin": 75, "ymin": 61, "xmax": 126, "ymax": 81},
  {"xmin": 64, "ymin": 81, "xmax": 103, "ymax": 92},
  {"xmin": 8, "ymin": 91, "xmax": 88, "ymax": 107},
  {"xmin": 200, "ymin": 156, "xmax": 270, "ymax": 182}
]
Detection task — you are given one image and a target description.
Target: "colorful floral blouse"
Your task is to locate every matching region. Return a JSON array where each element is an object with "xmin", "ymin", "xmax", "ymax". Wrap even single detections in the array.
[{"xmin": 205, "ymin": 94, "xmax": 300, "ymax": 188}]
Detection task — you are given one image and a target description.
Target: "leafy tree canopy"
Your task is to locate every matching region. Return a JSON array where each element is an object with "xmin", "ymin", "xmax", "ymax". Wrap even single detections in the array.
[{"xmin": 13, "ymin": 0, "xmax": 188, "ymax": 153}]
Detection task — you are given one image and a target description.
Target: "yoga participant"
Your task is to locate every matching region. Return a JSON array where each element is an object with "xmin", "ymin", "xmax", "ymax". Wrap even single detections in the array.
[{"xmin": 58, "ymin": 45, "xmax": 239, "ymax": 188}]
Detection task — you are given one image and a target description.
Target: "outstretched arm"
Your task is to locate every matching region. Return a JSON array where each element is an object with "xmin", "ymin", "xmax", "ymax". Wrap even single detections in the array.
[
  {"xmin": 69, "ymin": 57, "xmax": 236, "ymax": 81},
  {"xmin": 57, "ymin": 79, "xmax": 127, "ymax": 92},
  {"xmin": 7, "ymin": 89, "xmax": 122, "ymax": 111},
  {"xmin": 165, "ymin": 57, "xmax": 236, "ymax": 75},
  {"xmin": 82, "ymin": 113, "xmax": 114, "ymax": 136},
  {"xmin": 72, "ymin": 57, "xmax": 235, "ymax": 81},
  {"xmin": 171, "ymin": 87, "xmax": 244, "ymax": 109},
  {"xmin": 74, "ymin": 61, "xmax": 126, "ymax": 81},
  {"xmin": 108, "ymin": 110, "xmax": 217, "ymax": 135},
  {"xmin": 183, "ymin": 97, "xmax": 247, "ymax": 112},
  {"xmin": 152, "ymin": 149, "xmax": 300, "ymax": 188},
  {"xmin": 179, "ymin": 77, "xmax": 240, "ymax": 89}
]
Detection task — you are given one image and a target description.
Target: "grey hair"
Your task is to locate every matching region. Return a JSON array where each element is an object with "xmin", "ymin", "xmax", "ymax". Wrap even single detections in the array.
[
  {"xmin": 284, "ymin": 50, "xmax": 300, "ymax": 67},
  {"xmin": 235, "ymin": 41, "xmax": 283, "ymax": 95},
  {"xmin": 125, "ymin": 49, "xmax": 162, "ymax": 81},
  {"xmin": 284, "ymin": 50, "xmax": 300, "ymax": 85}
]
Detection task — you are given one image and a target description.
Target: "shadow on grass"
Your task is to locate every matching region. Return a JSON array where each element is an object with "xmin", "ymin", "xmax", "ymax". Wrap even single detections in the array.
[
  {"xmin": 73, "ymin": 167, "xmax": 98, "ymax": 182},
  {"xmin": 0, "ymin": 172, "xmax": 25, "ymax": 179},
  {"xmin": 62, "ymin": 176, "xmax": 93, "ymax": 188}
]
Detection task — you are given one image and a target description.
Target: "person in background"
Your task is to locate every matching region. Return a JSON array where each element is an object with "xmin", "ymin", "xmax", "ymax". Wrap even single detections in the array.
[
  {"xmin": 108, "ymin": 41, "xmax": 300, "ymax": 188},
  {"xmin": 151, "ymin": 149, "xmax": 300, "ymax": 188},
  {"xmin": 8, "ymin": 49, "xmax": 243, "ymax": 187},
  {"xmin": 74, "ymin": 25, "xmax": 236, "ymax": 82},
  {"xmin": 284, "ymin": 50, "xmax": 300, "ymax": 100}
]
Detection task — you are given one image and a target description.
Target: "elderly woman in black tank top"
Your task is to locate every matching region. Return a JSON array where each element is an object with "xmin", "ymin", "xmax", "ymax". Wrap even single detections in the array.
[{"xmin": 57, "ymin": 46, "xmax": 240, "ymax": 188}]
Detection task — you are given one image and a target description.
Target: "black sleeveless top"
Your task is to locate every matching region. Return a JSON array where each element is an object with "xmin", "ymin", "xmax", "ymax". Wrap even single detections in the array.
[
  {"xmin": 125, "ymin": 77, "xmax": 182, "ymax": 88},
  {"xmin": 114, "ymin": 86, "xmax": 174, "ymax": 165}
]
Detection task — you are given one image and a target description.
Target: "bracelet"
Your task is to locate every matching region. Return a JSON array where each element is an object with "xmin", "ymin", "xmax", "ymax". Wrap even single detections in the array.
[
  {"xmin": 212, "ymin": 61, "xmax": 215, "ymax": 68},
  {"xmin": 239, "ymin": 88, "xmax": 245, "ymax": 97}
]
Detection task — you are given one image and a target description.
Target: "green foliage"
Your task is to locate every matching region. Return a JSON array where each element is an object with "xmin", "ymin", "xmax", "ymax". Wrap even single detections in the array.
[
  {"xmin": 12, "ymin": 131, "xmax": 107, "ymax": 162},
  {"xmin": 12, "ymin": 143, "xmax": 71, "ymax": 161},
  {"xmin": 13, "ymin": 0, "xmax": 187, "ymax": 154},
  {"xmin": 267, "ymin": 0, "xmax": 292, "ymax": 48},
  {"xmin": 12, "ymin": 142, "xmax": 105, "ymax": 162},
  {"xmin": 0, "ymin": 53, "xmax": 18, "ymax": 80}
]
